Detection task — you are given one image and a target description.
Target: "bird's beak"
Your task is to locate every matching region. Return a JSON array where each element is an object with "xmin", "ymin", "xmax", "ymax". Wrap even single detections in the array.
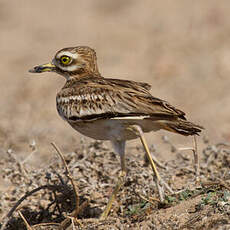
[{"xmin": 29, "ymin": 62, "xmax": 56, "ymax": 73}]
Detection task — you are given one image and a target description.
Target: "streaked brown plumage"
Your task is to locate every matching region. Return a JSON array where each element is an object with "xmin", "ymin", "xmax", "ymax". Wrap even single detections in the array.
[
  {"xmin": 29, "ymin": 46, "xmax": 203, "ymax": 218},
  {"xmin": 56, "ymin": 75, "xmax": 202, "ymax": 139}
]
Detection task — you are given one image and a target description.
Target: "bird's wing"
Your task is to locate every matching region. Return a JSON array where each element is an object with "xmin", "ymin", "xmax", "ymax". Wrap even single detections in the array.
[
  {"xmin": 107, "ymin": 78, "xmax": 152, "ymax": 91},
  {"xmin": 56, "ymin": 76, "xmax": 186, "ymax": 122}
]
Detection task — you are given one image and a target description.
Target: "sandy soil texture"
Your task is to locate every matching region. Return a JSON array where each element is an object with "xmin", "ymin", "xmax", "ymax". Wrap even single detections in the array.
[{"xmin": 0, "ymin": 1, "xmax": 230, "ymax": 229}]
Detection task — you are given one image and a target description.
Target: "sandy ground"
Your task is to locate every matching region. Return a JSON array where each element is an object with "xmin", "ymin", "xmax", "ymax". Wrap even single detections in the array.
[{"xmin": 0, "ymin": 1, "xmax": 230, "ymax": 229}]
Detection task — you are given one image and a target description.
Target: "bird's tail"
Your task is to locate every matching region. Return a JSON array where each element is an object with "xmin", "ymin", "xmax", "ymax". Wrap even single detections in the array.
[{"xmin": 159, "ymin": 119, "xmax": 203, "ymax": 136}]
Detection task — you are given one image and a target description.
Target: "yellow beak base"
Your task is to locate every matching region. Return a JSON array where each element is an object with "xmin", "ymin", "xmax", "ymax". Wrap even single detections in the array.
[{"xmin": 29, "ymin": 63, "xmax": 56, "ymax": 73}]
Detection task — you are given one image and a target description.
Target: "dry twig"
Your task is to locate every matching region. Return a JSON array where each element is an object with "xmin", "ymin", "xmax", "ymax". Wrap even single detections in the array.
[
  {"xmin": 18, "ymin": 211, "xmax": 33, "ymax": 230},
  {"xmin": 51, "ymin": 142, "xmax": 82, "ymax": 229}
]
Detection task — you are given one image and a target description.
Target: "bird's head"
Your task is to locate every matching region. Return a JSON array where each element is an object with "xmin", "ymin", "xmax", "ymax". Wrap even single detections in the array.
[{"xmin": 29, "ymin": 46, "xmax": 100, "ymax": 79}]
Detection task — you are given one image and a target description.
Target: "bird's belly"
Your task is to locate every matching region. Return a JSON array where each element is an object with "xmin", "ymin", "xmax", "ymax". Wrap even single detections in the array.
[{"xmin": 67, "ymin": 118, "xmax": 161, "ymax": 141}]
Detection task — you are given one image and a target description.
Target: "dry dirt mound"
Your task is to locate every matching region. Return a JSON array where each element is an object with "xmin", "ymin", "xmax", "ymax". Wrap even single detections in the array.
[{"xmin": 0, "ymin": 137, "xmax": 229, "ymax": 229}]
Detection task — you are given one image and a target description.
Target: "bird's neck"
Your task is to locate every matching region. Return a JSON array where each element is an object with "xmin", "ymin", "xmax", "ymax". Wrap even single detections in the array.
[
  {"xmin": 64, "ymin": 71, "xmax": 102, "ymax": 82},
  {"xmin": 62, "ymin": 68, "xmax": 101, "ymax": 80}
]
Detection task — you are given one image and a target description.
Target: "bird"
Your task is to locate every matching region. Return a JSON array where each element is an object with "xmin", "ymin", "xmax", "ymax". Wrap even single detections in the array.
[{"xmin": 29, "ymin": 46, "xmax": 203, "ymax": 219}]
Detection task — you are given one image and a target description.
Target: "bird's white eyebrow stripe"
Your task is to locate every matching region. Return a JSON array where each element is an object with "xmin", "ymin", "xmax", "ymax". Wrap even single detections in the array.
[{"xmin": 56, "ymin": 51, "xmax": 78, "ymax": 59}]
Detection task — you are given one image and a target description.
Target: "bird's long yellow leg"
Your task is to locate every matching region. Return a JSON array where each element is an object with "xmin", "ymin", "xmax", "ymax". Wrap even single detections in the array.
[
  {"xmin": 100, "ymin": 141, "xmax": 126, "ymax": 220},
  {"xmin": 100, "ymin": 171, "xmax": 126, "ymax": 220},
  {"xmin": 138, "ymin": 129, "xmax": 161, "ymax": 181},
  {"xmin": 129, "ymin": 125, "xmax": 173, "ymax": 201}
]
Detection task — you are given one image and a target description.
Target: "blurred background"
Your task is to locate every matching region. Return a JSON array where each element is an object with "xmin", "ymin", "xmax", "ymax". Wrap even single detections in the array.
[{"xmin": 1, "ymin": 0, "xmax": 230, "ymax": 165}]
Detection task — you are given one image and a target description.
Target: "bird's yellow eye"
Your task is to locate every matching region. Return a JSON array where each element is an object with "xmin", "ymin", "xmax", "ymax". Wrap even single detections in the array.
[{"xmin": 60, "ymin": 56, "xmax": 71, "ymax": 65}]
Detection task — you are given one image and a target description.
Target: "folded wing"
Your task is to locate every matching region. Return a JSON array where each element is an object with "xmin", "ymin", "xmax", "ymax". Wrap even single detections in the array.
[{"xmin": 56, "ymin": 76, "xmax": 186, "ymax": 122}]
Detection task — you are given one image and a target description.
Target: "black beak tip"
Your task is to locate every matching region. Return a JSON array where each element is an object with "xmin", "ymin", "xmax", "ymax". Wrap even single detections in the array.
[
  {"xmin": 28, "ymin": 66, "xmax": 41, "ymax": 73},
  {"xmin": 28, "ymin": 68, "xmax": 35, "ymax": 73}
]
